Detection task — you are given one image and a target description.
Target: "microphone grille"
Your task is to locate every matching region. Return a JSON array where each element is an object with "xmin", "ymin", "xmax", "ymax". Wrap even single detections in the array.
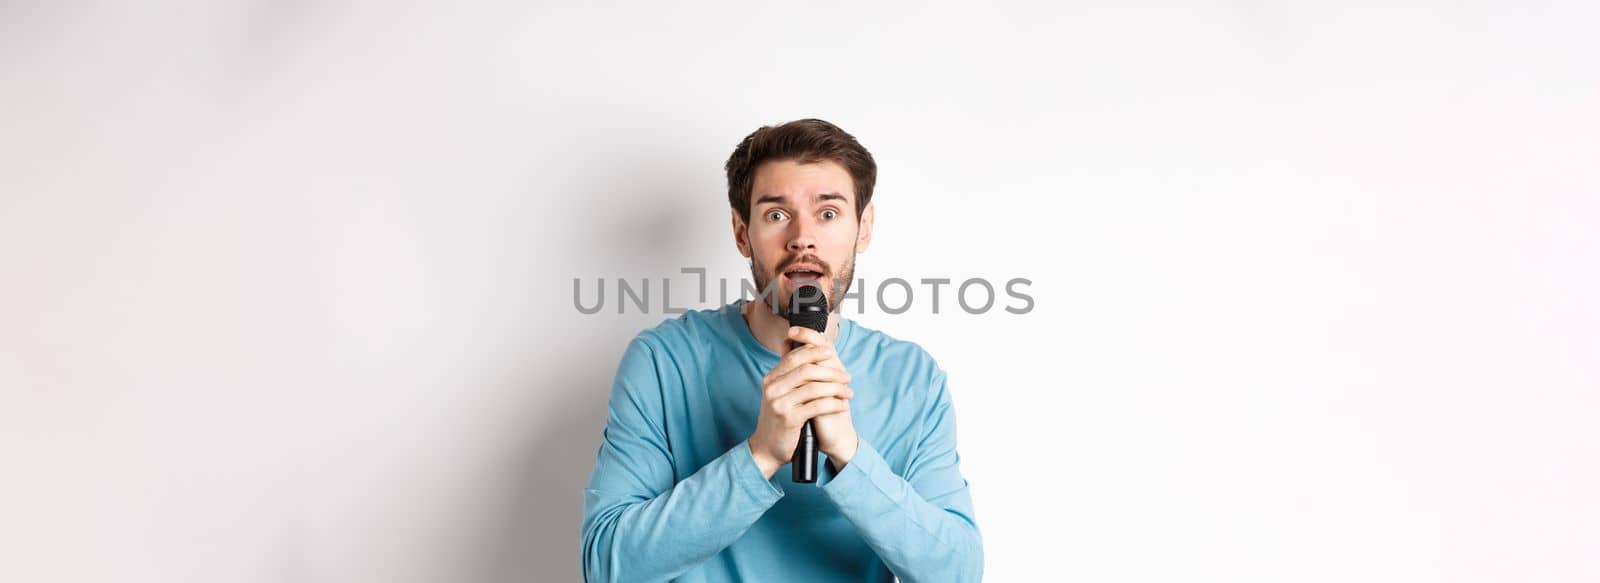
[{"xmin": 787, "ymin": 284, "xmax": 829, "ymax": 333}]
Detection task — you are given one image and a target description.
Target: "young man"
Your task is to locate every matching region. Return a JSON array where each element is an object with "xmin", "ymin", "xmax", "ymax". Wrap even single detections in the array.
[{"xmin": 580, "ymin": 119, "xmax": 982, "ymax": 582}]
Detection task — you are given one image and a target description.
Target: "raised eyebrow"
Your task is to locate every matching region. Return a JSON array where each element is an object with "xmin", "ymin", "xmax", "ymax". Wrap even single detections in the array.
[{"xmin": 754, "ymin": 192, "xmax": 847, "ymax": 207}]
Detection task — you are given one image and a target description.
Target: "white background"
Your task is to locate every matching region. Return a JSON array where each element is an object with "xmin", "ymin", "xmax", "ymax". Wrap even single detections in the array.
[{"xmin": 3, "ymin": 1, "xmax": 1597, "ymax": 581}]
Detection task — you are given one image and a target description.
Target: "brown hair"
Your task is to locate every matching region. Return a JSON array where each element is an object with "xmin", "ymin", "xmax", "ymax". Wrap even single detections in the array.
[{"xmin": 724, "ymin": 118, "xmax": 877, "ymax": 223}]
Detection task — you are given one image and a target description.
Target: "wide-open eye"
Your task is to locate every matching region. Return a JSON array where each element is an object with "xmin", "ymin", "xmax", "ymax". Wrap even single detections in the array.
[
  {"xmin": 765, "ymin": 209, "xmax": 787, "ymax": 222},
  {"xmin": 820, "ymin": 209, "xmax": 838, "ymax": 221}
]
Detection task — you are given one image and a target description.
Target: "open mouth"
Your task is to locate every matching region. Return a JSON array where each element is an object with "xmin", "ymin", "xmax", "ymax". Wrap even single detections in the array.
[{"xmin": 782, "ymin": 264, "xmax": 826, "ymax": 287}]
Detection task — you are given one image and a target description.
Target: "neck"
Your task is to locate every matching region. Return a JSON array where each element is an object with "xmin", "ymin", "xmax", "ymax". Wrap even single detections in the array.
[{"xmin": 741, "ymin": 298, "xmax": 842, "ymax": 355}]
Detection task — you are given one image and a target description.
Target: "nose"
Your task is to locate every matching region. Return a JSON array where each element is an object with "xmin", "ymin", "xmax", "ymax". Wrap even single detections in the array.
[{"xmin": 785, "ymin": 216, "xmax": 818, "ymax": 253}]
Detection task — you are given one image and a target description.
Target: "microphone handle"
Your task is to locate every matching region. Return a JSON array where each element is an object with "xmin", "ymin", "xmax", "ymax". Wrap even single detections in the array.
[
  {"xmin": 790, "ymin": 339, "xmax": 819, "ymax": 483},
  {"xmin": 793, "ymin": 421, "xmax": 817, "ymax": 483}
]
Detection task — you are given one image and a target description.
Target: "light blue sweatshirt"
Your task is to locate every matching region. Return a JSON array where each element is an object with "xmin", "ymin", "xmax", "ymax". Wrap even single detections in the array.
[{"xmin": 580, "ymin": 300, "xmax": 983, "ymax": 582}]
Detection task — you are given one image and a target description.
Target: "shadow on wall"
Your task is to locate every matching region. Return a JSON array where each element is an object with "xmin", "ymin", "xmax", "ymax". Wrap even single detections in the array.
[{"xmin": 482, "ymin": 152, "xmax": 712, "ymax": 582}]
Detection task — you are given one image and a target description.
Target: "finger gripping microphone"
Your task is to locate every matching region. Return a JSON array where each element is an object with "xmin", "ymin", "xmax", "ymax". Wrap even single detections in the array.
[{"xmin": 788, "ymin": 283, "xmax": 829, "ymax": 484}]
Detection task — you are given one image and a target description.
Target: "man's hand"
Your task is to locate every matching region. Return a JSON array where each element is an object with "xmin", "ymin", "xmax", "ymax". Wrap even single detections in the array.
[
  {"xmin": 747, "ymin": 326, "xmax": 857, "ymax": 478},
  {"xmin": 786, "ymin": 326, "xmax": 860, "ymax": 469}
]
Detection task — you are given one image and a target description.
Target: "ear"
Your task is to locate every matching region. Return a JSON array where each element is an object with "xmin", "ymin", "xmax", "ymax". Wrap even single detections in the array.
[
  {"xmin": 732, "ymin": 209, "xmax": 751, "ymax": 258},
  {"xmin": 855, "ymin": 201, "xmax": 875, "ymax": 253}
]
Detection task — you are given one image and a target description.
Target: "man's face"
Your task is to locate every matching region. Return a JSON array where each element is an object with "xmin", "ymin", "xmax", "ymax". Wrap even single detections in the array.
[{"xmin": 734, "ymin": 159, "xmax": 874, "ymax": 314}]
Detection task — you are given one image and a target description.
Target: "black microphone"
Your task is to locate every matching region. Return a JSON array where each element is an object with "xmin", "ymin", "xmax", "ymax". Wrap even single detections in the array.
[{"xmin": 788, "ymin": 283, "xmax": 829, "ymax": 484}]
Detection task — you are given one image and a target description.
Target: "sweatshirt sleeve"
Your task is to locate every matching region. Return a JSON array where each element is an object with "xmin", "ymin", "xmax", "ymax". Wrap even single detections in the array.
[
  {"xmin": 580, "ymin": 335, "xmax": 784, "ymax": 582},
  {"xmin": 818, "ymin": 368, "xmax": 984, "ymax": 582}
]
